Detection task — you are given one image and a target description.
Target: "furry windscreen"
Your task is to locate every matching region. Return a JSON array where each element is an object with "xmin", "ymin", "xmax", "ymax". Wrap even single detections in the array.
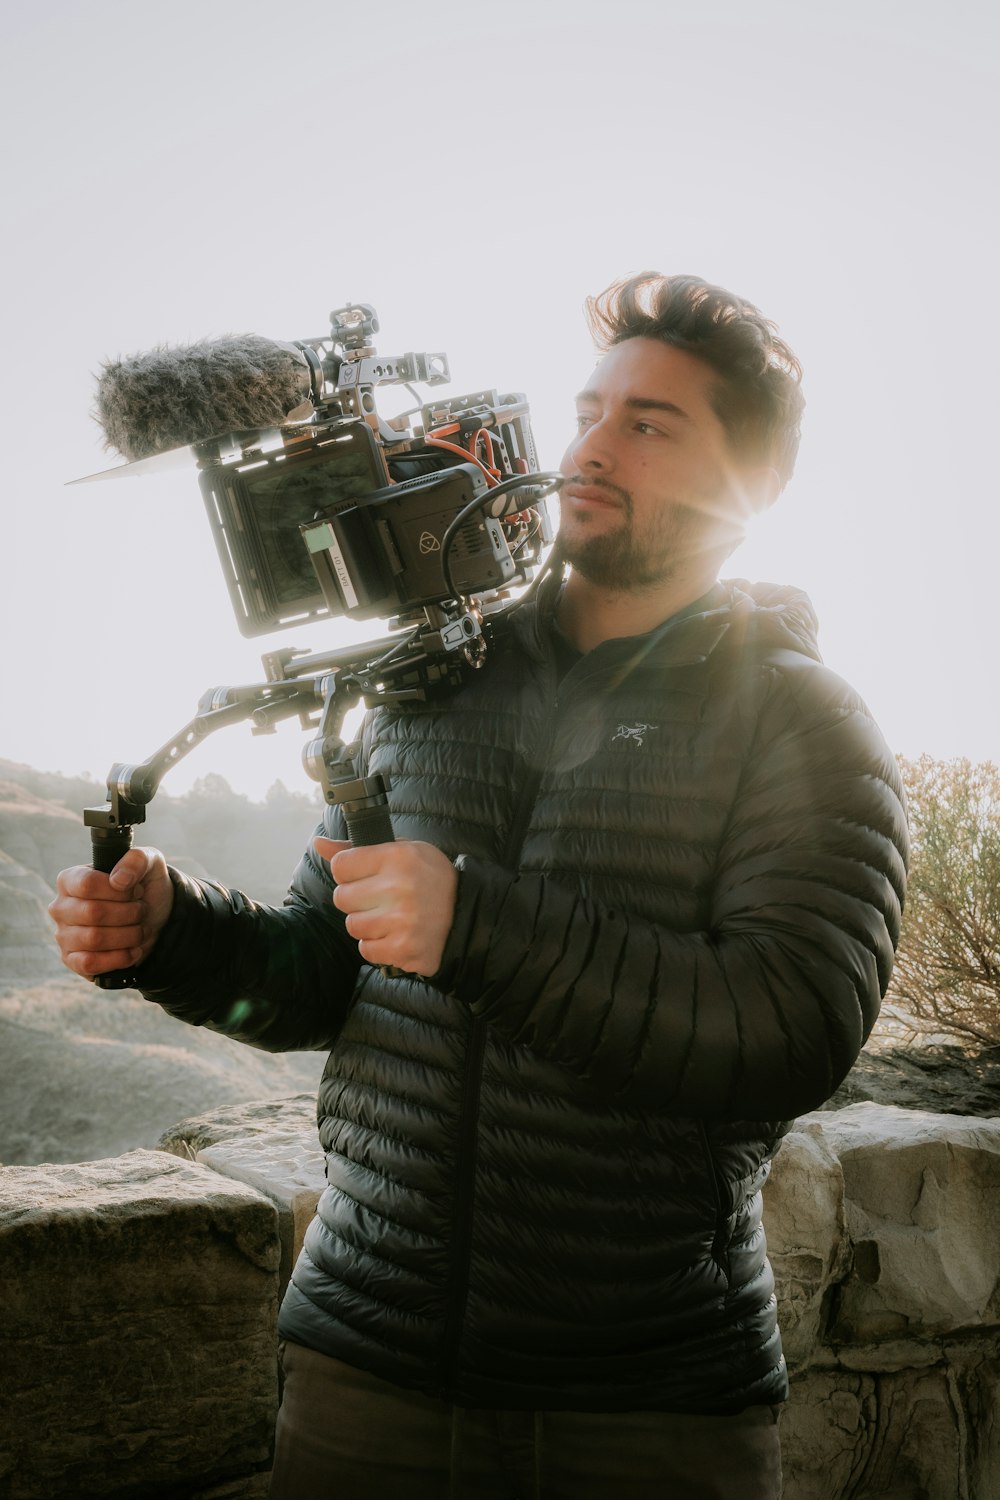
[{"xmin": 95, "ymin": 334, "xmax": 313, "ymax": 461}]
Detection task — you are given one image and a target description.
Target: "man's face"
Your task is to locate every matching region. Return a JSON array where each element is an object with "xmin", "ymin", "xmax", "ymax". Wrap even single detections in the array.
[{"xmin": 558, "ymin": 337, "xmax": 758, "ymax": 590}]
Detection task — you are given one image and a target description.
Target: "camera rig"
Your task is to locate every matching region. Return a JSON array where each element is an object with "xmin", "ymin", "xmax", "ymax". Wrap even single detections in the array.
[
  {"xmin": 196, "ymin": 302, "xmax": 557, "ymax": 637},
  {"xmin": 82, "ymin": 302, "xmax": 561, "ymax": 985}
]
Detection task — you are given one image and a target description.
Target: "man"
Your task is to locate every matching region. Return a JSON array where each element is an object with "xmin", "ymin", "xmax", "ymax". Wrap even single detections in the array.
[{"xmin": 50, "ymin": 272, "xmax": 909, "ymax": 1499}]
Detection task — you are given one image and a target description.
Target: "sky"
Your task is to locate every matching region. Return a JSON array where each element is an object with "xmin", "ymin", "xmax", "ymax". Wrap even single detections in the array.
[{"xmin": 1, "ymin": 0, "xmax": 997, "ymax": 817}]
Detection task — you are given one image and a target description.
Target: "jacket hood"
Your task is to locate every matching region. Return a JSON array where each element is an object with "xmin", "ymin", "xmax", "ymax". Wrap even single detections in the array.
[{"xmin": 711, "ymin": 578, "xmax": 822, "ymax": 663}]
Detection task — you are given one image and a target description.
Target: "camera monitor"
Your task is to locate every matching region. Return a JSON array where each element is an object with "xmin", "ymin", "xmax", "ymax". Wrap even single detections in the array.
[{"xmin": 199, "ymin": 422, "xmax": 392, "ymax": 637}]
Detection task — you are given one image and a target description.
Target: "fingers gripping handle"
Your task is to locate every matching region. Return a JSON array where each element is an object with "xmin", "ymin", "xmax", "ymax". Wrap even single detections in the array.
[
  {"xmin": 335, "ymin": 776, "xmax": 403, "ymax": 978},
  {"xmin": 90, "ymin": 826, "xmax": 141, "ymax": 991}
]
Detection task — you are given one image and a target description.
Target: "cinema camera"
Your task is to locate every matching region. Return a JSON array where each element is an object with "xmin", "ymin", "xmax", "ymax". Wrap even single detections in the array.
[
  {"xmin": 186, "ymin": 303, "xmax": 557, "ymax": 638},
  {"xmin": 80, "ymin": 303, "xmax": 561, "ymax": 984}
]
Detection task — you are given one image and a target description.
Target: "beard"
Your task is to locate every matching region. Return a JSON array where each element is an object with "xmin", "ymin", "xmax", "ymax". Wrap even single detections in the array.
[{"xmin": 559, "ymin": 481, "xmax": 727, "ymax": 591}]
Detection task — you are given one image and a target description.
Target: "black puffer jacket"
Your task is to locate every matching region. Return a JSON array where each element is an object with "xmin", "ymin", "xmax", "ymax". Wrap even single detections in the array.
[{"xmin": 139, "ymin": 576, "xmax": 908, "ymax": 1415}]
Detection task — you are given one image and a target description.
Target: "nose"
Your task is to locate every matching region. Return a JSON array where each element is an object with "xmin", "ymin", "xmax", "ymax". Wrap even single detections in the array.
[{"xmin": 563, "ymin": 416, "xmax": 614, "ymax": 475}]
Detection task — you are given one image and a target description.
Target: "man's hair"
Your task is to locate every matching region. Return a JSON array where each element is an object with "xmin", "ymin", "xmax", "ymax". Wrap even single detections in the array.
[{"xmin": 586, "ymin": 272, "xmax": 805, "ymax": 489}]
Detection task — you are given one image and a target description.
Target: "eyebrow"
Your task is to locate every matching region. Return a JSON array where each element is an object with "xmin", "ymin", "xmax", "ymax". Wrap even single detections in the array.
[{"xmin": 575, "ymin": 390, "xmax": 691, "ymax": 420}]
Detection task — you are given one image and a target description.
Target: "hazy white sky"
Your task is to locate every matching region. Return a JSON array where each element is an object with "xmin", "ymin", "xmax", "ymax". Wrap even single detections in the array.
[{"xmin": 2, "ymin": 0, "xmax": 997, "ymax": 814}]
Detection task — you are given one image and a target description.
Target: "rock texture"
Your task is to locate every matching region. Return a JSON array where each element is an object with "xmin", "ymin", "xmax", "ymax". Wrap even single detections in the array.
[
  {"xmin": 160, "ymin": 1095, "xmax": 325, "ymax": 1296},
  {"xmin": 3, "ymin": 1095, "xmax": 999, "ymax": 1496},
  {"xmin": 0, "ymin": 1150, "xmax": 279, "ymax": 1499},
  {"xmin": 825, "ymin": 1042, "xmax": 1000, "ymax": 1118},
  {"xmin": 161, "ymin": 1096, "xmax": 1000, "ymax": 1497},
  {"xmin": 766, "ymin": 1104, "xmax": 1000, "ymax": 1499}
]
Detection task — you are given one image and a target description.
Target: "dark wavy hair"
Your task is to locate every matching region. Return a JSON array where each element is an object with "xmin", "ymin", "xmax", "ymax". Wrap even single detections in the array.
[{"xmin": 586, "ymin": 272, "xmax": 805, "ymax": 489}]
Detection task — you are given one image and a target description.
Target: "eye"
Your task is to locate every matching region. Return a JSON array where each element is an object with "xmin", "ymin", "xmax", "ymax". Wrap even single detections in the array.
[
  {"xmin": 636, "ymin": 421, "xmax": 664, "ymax": 436},
  {"xmin": 575, "ymin": 413, "xmax": 596, "ymax": 431}
]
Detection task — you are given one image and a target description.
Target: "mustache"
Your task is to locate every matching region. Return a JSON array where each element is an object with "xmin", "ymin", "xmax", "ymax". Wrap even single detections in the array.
[{"xmin": 563, "ymin": 474, "xmax": 632, "ymax": 509}]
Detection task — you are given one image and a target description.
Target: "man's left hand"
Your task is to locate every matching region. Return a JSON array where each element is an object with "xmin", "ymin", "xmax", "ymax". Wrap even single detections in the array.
[{"xmin": 315, "ymin": 836, "xmax": 458, "ymax": 977}]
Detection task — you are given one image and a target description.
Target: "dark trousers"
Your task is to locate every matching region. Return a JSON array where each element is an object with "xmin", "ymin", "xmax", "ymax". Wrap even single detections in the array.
[{"xmin": 268, "ymin": 1341, "xmax": 783, "ymax": 1500}]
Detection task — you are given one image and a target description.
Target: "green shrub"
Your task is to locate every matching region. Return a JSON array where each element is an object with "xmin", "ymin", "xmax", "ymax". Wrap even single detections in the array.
[{"xmin": 887, "ymin": 757, "xmax": 1000, "ymax": 1046}]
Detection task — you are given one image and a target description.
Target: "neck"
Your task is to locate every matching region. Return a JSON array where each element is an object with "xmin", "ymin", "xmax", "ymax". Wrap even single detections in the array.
[{"xmin": 556, "ymin": 563, "xmax": 720, "ymax": 653}]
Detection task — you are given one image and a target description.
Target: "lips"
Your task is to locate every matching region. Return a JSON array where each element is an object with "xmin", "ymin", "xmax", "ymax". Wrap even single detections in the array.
[{"xmin": 562, "ymin": 481, "xmax": 626, "ymax": 511}]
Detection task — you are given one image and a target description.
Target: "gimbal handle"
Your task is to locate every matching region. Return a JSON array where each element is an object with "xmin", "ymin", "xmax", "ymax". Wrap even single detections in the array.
[
  {"xmin": 81, "ymin": 605, "xmax": 485, "ymax": 988},
  {"xmin": 335, "ymin": 775, "xmax": 395, "ymax": 847},
  {"xmin": 82, "ymin": 673, "xmax": 372, "ymax": 990},
  {"xmin": 91, "ymin": 824, "xmax": 136, "ymax": 875}
]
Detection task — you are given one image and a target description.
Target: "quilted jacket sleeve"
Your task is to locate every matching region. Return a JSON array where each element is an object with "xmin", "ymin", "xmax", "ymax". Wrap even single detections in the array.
[
  {"xmin": 134, "ymin": 825, "xmax": 362, "ymax": 1052},
  {"xmin": 433, "ymin": 654, "xmax": 909, "ymax": 1119}
]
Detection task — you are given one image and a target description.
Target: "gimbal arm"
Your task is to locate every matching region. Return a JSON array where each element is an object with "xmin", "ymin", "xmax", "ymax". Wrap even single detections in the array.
[
  {"xmin": 81, "ymin": 603, "xmax": 490, "ymax": 988},
  {"xmin": 83, "ymin": 682, "xmax": 328, "ymax": 876}
]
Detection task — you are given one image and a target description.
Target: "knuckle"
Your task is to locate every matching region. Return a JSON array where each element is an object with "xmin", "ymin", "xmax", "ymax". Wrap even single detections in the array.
[{"xmin": 72, "ymin": 951, "xmax": 103, "ymax": 976}]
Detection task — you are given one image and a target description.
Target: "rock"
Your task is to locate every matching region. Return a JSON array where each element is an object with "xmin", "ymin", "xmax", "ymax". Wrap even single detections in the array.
[
  {"xmin": 765, "ymin": 1107, "xmax": 1000, "ymax": 1496},
  {"xmin": 780, "ymin": 1366, "xmax": 970, "ymax": 1500},
  {"xmin": 824, "ymin": 1042, "xmax": 1000, "ymax": 1118},
  {"xmin": 763, "ymin": 1125, "xmax": 848, "ymax": 1370},
  {"xmin": 0, "ymin": 1150, "xmax": 279, "ymax": 1499},
  {"xmin": 160, "ymin": 1096, "xmax": 325, "ymax": 1296},
  {"xmin": 157, "ymin": 1094, "xmax": 319, "ymax": 1155},
  {"xmin": 779, "ymin": 1370, "xmax": 876, "ymax": 1499},
  {"xmin": 815, "ymin": 1104, "xmax": 1000, "ymax": 1347}
]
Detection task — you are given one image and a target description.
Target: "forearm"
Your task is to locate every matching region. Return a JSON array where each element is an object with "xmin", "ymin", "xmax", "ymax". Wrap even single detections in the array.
[
  {"xmin": 431, "ymin": 655, "xmax": 910, "ymax": 1120},
  {"xmin": 135, "ymin": 850, "xmax": 361, "ymax": 1052},
  {"xmin": 435, "ymin": 851, "xmax": 898, "ymax": 1120}
]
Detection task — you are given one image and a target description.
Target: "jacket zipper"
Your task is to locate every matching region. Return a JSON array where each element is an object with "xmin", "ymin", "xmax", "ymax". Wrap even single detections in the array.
[
  {"xmin": 441, "ymin": 692, "xmax": 558, "ymax": 1390},
  {"xmin": 440, "ymin": 1012, "xmax": 487, "ymax": 1387},
  {"xmin": 697, "ymin": 1120, "xmax": 732, "ymax": 1290}
]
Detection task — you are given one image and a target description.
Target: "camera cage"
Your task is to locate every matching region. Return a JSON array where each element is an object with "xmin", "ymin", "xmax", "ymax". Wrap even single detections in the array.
[
  {"xmin": 195, "ymin": 301, "xmax": 556, "ymax": 639},
  {"xmin": 80, "ymin": 303, "xmax": 563, "ymax": 982}
]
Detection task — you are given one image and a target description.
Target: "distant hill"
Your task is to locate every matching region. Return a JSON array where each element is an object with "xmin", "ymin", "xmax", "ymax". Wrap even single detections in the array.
[
  {"xmin": 0, "ymin": 758, "xmax": 329, "ymax": 1165},
  {"xmin": 0, "ymin": 758, "xmax": 324, "ymax": 904},
  {"xmin": 0, "ymin": 978, "xmax": 325, "ymax": 1166}
]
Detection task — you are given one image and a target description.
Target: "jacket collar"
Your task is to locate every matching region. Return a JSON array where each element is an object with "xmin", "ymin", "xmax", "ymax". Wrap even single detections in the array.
[{"xmin": 506, "ymin": 565, "xmax": 821, "ymax": 680}]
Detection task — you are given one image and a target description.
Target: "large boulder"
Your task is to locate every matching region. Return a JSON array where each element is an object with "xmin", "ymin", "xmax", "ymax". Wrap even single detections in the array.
[
  {"xmin": 0, "ymin": 1150, "xmax": 279, "ymax": 1499},
  {"xmin": 160, "ymin": 1095, "xmax": 325, "ymax": 1296},
  {"xmin": 819, "ymin": 1104, "xmax": 1000, "ymax": 1347},
  {"xmin": 765, "ymin": 1105, "xmax": 1000, "ymax": 1499},
  {"xmin": 762, "ymin": 1124, "xmax": 848, "ymax": 1370}
]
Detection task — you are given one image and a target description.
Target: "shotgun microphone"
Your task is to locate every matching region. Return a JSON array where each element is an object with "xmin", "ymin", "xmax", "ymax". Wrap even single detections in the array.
[{"xmin": 95, "ymin": 333, "xmax": 316, "ymax": 461}]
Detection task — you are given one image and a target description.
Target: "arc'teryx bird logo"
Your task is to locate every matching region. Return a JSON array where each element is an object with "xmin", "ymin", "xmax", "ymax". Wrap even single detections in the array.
[
  {"xmin": 419, "ymin": 531, "xmax": 442, "ymax": 554},
  {"xmin": 613, "ymin": 722, "xmax": 658, "ymax": 747}
]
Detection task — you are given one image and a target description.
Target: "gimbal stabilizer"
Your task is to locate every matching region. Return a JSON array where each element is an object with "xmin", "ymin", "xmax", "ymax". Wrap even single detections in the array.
[{"xmin": 82, "ymin": 598, "xmax": 491, "ymax": 989}]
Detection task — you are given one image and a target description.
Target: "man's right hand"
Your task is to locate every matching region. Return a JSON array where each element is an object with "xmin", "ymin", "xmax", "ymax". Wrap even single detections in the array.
[{"xmin": 47, "ymin": 848, "xmax": 174, "ymax": 980}]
